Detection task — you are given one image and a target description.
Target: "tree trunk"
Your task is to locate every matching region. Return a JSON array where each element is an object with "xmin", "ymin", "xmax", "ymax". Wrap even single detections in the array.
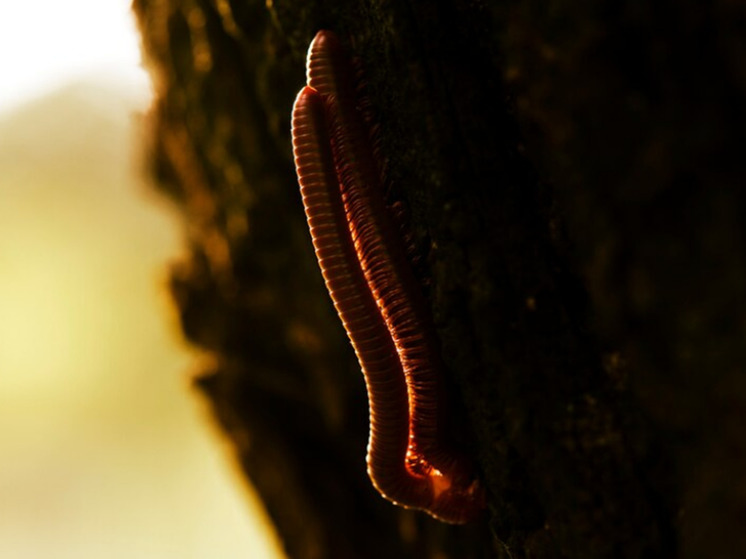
[{"xmin": 133, "ymin": 1, "xmax": 746, "ymax": 557}]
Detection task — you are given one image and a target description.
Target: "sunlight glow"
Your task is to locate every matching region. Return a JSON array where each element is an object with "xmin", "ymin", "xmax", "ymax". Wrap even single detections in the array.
[
  {"xmin": 0, "ymin": 0, "xmax": 149, "ymax": 113},
  {"xmin": 0, "ymin": 247, "xmax": 79, "ymax": 400},
  {"xmin": 0, "ymin": 2, "xmax": 284, "ymax": 558}
]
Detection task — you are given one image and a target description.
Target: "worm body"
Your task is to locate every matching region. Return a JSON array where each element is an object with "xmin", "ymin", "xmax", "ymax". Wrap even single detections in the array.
[
  {"xmin": 306, "ymin": 30, "xmax": 457, "ymax": 478},
  {"xmin": 292, "ymin": 31, "xmax": 484, "ymax": 524}
]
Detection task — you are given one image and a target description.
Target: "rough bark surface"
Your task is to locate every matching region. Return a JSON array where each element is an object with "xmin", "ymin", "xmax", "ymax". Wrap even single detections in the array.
[{"xmin": 134, "ymin": 1, "xmax": 746, "ymax": 558}]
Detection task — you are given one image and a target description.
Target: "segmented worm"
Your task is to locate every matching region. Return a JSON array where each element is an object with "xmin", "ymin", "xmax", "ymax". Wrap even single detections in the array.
[{"xmin": 292, "ymin": 30, "xmax": 484, "ymax": 524}]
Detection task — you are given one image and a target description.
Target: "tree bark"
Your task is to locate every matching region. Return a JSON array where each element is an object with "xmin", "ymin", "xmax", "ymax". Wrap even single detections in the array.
[{"xmin": 134, "ymin": 1, "xmax": 746, "ymax": 557}]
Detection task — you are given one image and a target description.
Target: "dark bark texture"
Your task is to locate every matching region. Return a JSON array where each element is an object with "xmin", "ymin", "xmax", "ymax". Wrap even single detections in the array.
[{"xmin": 133, "ymin": 1, "xmax": 746, "ymax": 558}]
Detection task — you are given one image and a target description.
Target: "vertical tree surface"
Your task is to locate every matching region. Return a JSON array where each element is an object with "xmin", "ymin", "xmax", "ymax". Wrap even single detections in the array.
[{"xmin": 134, "ymin": 1, "xmax": 746, "ymax": 557}]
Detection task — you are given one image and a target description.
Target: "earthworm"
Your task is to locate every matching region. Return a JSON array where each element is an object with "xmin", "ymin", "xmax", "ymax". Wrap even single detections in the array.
[{"xmin": 292, "ymin": 31, "xmax": 484, "ymax": 524}]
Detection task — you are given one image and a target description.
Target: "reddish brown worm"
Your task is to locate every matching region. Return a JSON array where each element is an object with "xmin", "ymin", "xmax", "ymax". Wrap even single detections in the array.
[{"xmin": 292, "ymin": 30, "xmax": 484, "ymax": 524}]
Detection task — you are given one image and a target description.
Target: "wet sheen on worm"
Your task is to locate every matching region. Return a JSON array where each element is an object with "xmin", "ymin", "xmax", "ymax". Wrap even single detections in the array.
[{"xmin": 291, "ymin": 30, "xmax": 484, "ymax": 524}]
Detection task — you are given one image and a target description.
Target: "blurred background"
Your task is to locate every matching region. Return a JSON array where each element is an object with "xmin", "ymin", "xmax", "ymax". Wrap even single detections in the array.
[{"xmin": 0, "ymin": 1, "xmax": 283, "ymax": 557}]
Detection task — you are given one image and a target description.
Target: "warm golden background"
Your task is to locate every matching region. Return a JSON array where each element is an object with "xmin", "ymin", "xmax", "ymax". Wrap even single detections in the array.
[{"xmin": 0, "ymin": 1, "xmax": 282, "ymax": 557}]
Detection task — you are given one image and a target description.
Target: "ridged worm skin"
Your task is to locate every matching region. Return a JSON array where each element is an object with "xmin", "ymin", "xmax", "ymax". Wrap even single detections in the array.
[
  {"xmin": 292, "ymin": 31, "xmax": 484, "ymax": 524},
  {"xmin": 306, "ymin": 29, "xmax": 457, "ymax": 478},
  {"xmin": 292, "ymin": 86, "xmax": 433, "ymax": 512}
]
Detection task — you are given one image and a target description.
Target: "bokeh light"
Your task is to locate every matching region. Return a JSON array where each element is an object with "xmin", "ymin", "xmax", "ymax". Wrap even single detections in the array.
[{"xmin": 0, "ymin": 1, "xmax": 283, "ymax": 557}]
